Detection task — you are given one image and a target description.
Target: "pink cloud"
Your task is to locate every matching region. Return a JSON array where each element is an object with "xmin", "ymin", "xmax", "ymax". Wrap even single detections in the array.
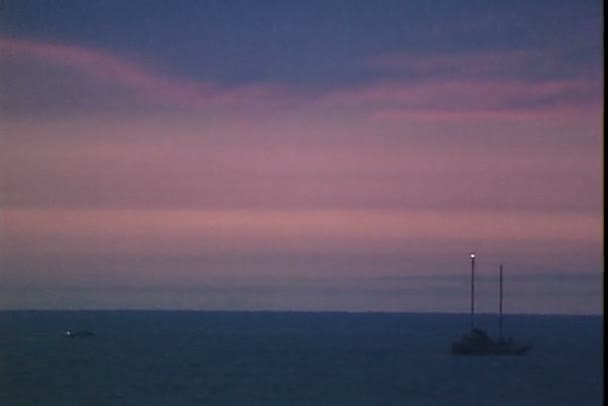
[
  {"xmin": 0, "ymin": 38, "xmax": 207, "ymax": 103},
  {"xmin": 1, "ymin": 117, "xmax": 601, "ymax": 213},
  {"xmin": 0, "ymin": 38, "xmax": 602, "ymax": 119},
  {"xmin": 367, "ymin": 50, "xmax": 561, "ymax": 78},
  {"xmin": 1, "ymin": 208, "xmax": 600, "ymax": 257},
  {"xmin": 0, "ymin": 38, "xmax": 296, "ymax": 109},
  {"xmin": 356, "ymin": 49, "xmax": 602, "ymax": 120},
  {"xmin": 319, "ymin": 78, "xmax": 600, "ymax": 121}
]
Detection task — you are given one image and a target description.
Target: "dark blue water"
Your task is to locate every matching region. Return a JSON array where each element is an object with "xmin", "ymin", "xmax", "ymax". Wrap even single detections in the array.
[{"xmin": 0, "ymin": 311, "xmax": 602, "ymax": 405}]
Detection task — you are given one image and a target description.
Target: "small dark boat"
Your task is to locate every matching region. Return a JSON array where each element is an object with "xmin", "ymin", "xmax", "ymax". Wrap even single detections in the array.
[
  {"xmin": 451, "ymin": 256, "xmax": 530, "ymax": 356},
  {"xmin": 451, "ymin": 328, "xmax": 530, "ymax": 355},
  {"xmin": 64, "ymin": 329, "xmax": 95, "ymax": 338}
]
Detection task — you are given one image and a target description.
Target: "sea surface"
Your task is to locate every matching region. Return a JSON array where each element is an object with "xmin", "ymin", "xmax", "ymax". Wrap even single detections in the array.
[{"xmin": 0, "ymin": 311, "xmax": 603, "ymax": 406}]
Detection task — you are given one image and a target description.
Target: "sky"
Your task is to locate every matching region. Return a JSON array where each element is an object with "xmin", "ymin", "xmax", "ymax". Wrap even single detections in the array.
[{"xmin": 0, "ymin": 0, "xmax": 603, "ymax": 314}]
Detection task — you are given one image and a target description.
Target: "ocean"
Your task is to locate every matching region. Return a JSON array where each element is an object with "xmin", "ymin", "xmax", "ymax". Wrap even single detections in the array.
[{"xmin": 0, "ymin": 311, "xmax": 602, "ymax": 405}]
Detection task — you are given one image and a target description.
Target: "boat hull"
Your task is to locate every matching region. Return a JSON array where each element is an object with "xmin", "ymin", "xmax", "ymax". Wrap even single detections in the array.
[{"xmin": 451, "ymin": 328, "xmax": 530, "ymax": 356}]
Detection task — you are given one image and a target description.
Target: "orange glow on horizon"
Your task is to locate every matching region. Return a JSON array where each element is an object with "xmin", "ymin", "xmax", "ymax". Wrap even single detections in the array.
[{"xmin": 1, "ymin": 208, "xmax": 600, "ymax": 256}]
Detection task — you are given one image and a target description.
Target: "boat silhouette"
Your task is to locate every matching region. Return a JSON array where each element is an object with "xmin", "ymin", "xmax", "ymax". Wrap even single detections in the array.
[{"xmin": 451, "ymin": 255, "xmax": 530, "ymax": 356}]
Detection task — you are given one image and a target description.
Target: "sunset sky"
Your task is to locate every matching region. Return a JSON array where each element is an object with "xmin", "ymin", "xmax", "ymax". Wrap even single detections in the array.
[{"xmin": 0, "ymin": 0, "xmax": 603, "ymax": 314}]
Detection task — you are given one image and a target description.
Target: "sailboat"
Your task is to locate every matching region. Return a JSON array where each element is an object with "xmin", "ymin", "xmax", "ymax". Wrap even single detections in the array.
[{"xmin": 451, "ymin": 254, "xmax": 530, "ymax": 355}]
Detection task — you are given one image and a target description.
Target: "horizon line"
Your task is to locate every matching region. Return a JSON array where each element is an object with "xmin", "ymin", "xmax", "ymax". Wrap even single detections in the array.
[{"xmin": 0, "ymin": 308, "xmax": 601, "ymax": 317}]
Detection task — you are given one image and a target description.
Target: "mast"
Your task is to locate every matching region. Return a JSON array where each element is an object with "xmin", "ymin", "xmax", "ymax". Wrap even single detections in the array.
[
  {"xmin": 470, "ymin": 252, "xmax": 476, "ymax": 329},
  {"xmin": 499, "ymin": 264, "xmax": 504, "ymax": 340}
]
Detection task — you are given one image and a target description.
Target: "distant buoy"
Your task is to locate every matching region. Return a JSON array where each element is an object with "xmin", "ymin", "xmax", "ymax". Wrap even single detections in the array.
[{"xmin": 64, "ymin": 329, "xmax": 95, "ymax": 338}]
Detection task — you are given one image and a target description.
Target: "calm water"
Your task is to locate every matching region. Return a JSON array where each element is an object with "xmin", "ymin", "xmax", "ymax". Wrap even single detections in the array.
[{"xmin": 0, "ymin": 311, "xmax": 603, "ymax": 405}]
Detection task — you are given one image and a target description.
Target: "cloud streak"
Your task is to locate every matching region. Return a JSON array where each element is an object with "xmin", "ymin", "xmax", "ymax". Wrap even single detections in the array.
[
  {"xmin": 325, "ymin": 48, "xmax": 602, "ymax": 119},
  {"xmin": 0, "ymin": 38, "xmax": 296, "ymax": 110},
  {"xmin": 1, "ymin": 208, "xmax": 600, "ymax": 257},
  {"xmin": 1, "ymin": 118, "xmax": 601, "ymax": 212},
  {"xmin": 1, "ymin": 38, "xmax": 602, "ymax": 120}
]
